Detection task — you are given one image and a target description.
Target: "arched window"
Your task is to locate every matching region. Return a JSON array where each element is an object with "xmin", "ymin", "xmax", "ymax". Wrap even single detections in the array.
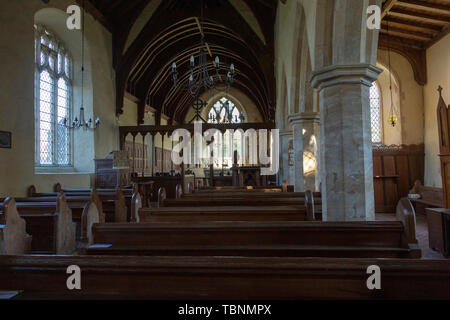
[
  {"xmin": 208, "ymin": 97, "xmax": 244, "ymax": 124},
  {"xmin": 207, "ymin": 97, "xmax": 245, "ymax": 168},
  {"xmin": 34, "ymin": 24, "xmax": 73, "ymax": 167},
  {"xmin": 370, "ymin": 82, "xmax": 382, "ymax": 144}
]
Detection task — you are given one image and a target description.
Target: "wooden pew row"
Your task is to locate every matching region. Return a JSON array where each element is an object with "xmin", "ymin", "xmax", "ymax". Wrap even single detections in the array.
[
  {"xmin": 0, "ymin": 196, "xmax": 103, "ymax": 243},
  {"xmin": 0, "ymin": 199, "xmax": 32, "ymax": 255},
  {"xmin": 163, "ymin": 197, "xmax": 310, "ymax": 208},
  {"xmin": 87, "ymin": 216, "xmax": 420, "ymax": 258},
  {"xmin": 185, "ymin": 190, "xmax": 322, "ymax": 199},
  {"xmin": 0, "ymin": 194, "xmax": 76, "ymax": 254},
  {"xmin": 2, "ymin": 255, "xmax": 448, "ymax": 299},
  {"xmin": 0, "ymin": 191, "xmax": 103, "ymax": 253},
  {"xmin": 28, "ymin": 185, "xmax": 127, "ymax": 223},
  {"xmin": 139, "ymin": 206, "xmax": 307, "ymax": 222},
  {"xmin": 165, "ymin": 186, "xmax": 322, "ymax": 221},
  {"xmin": 199, "ymin": 186, "xmax": 283, "ymax": 191}
]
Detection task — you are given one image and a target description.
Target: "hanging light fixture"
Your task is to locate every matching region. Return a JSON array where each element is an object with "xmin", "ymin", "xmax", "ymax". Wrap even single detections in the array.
[
  {"xmin": 386, "ymin": 15, "xmax": 398, "ymax": 127},
  {"xmin": 64, "ymin": 0, "xmax": 100, "ymax": 130},
  {"xmin": 171, "ymin": 0, "xmax": 235, "ymax": 100}
]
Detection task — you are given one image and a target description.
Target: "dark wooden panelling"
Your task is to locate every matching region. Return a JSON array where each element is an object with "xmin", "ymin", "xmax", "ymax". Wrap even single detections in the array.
[{"xmin": 373, "ymin": 144, "xmax": 425, "ymax": 213}]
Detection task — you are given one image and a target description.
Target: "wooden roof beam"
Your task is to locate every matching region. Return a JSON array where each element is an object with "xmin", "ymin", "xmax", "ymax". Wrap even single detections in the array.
[
  {"xmin": 390, "ymin": 7, "xmax": 450, "ymax": 24},
  {"xmin": 383, "ymin": 16, "xmax": 443, "ymax": 33},
  {"xmin": 76, "ymin": 0, "xmax": 112, "ymax": 31},
  {"xmin": 380, "ymin": 27, "xmax": 432, "ymax": 42},
  {"xmin": 382, "ymin": 0, "xmax": 398, "ymax": 18},
  {"xmin": 427, "ymin": 24, "xmax": 450, "ymax": 49},
  {"xmin": 396, "ymin": 0, "xmax": 450, "ymax": 14}
]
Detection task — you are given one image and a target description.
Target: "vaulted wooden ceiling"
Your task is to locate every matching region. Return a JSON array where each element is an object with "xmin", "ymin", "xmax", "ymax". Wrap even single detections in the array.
[
  {"xmin": 80, "ymin": 0, "xmax": 450, "ymax": 124},
  {"xmin": 80, "ymin": 0, "xmax": 277, "ymax": 124},
  {"xmin": 380, "ymin": 0, "xmax": 450, "ymax": 85}
]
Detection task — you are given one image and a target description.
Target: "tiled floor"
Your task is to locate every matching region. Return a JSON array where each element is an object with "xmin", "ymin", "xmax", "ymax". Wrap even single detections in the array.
[{"xmin": 376, "ymin": 213, "xmax": 446, "ymax": 259}]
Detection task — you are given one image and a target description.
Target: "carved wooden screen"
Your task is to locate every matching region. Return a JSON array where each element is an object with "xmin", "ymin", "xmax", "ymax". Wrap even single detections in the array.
[
  {"xmin": 373, "ymin": 144, "xmax": 425, "ymax": 213},
  {"xmin": 124, "ymin": 141, "xmax": 150, "ymax": 175},
  {"xmin": 437, "ymin": 87, "xmax": 450, "ymax": 208}
]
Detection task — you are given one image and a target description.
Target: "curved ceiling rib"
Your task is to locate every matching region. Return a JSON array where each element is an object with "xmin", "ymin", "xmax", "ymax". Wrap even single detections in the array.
[{"xmin": 83, "ymin": 0, "xmax": 277, "ymax": 124}]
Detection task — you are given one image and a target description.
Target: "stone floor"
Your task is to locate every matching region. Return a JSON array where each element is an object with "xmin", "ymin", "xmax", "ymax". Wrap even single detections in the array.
[{"xmin": 376, "ymin": 213, "xmax": 446, "ymax": 259}]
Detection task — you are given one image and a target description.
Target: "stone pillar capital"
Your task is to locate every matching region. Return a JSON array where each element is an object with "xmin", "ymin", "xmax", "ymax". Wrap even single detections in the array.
[
  {"xmin": 288, "ymin": 112, "xmax": 320, "ymax": 125},
  {"xmin": 310, "ymin": 63, "xmax": 382, "ymax": 91}
]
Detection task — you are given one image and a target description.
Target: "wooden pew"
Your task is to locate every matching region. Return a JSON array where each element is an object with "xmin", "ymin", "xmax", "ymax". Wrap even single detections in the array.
[
  {"xmin": 0, "ymin": 198, "xmax": 32, "ymax": 255},
  {"xmin": 28, "ymin": 185, "xmax": 126, "ymax": 222},
  {"xmin": 79, "ymin": 200, "xmax": 101, "ymax": 249},
  {"xmin": 130, "ymin": 184, "xmax": 142, "ymax": 223},
  {"xmin": 2, "ymin": 255, "xmax": 448, "ymax": 299},
  {"xmin": 184, "ymin": 191, "xmax": 321, "ymax": 199},
  {"xmin": 87, "ymin": 220, "xmax": 420, "ymax": 258},
  {"xmin": 5, "ymin": 195, "xmax": 104, "ymax": 240},
  {"xmin": 0, "ymin": 194, "xmax": 75, "ymax": 254},
  {"xmin": 139, "ymin": 206, "xmax": 307, "ymax": 222},
  {"xmin": 163, "ymin": 196, "xmax": 310, "ymax": 207},
  {"xmin": 408, "ymin": 180, "xmax": 443, "ymax": 215}
]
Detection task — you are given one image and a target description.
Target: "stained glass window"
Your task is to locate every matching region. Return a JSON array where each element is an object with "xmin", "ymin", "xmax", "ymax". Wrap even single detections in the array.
[
  {"xmin": 370, "ymin": 82, "xmax": 382, "ymax": 144},
  {"xmin": 35, "ymin": 25, "xmax": 72, "ymax": 166}
]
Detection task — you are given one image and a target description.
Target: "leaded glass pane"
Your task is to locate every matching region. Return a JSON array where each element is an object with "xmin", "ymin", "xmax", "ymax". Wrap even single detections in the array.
[
  {"xmin": 35, "ymin": 25, "xmax": 73, "ymax": 167},
  {"xmin": 370, "ymin": 83, "xmax": 382, "ymax": 144}
]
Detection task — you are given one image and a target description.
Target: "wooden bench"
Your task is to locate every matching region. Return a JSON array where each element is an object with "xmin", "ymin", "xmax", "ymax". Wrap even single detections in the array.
[
  {"xmin": 168, "ymin": 187, "xmax": 322, "ymax": 220},
  {"xmin": 139, "ymin": 205, "xmax": 307, "ymax": 222},
  {"xmin": 0, "ymin": 194, "xmax": 76, "ymax": 254},
  {"xmin": 1, "ymin": 255, "xmax": 448, "ymax": 299},
  {"xmin": 163, "ymin": 197, "xmax": 310, "ymax": 207},
  {"xmin": 0, "ymin": 191, "xmax": 102, "ymax": 253},
  {"xmin": 86, "ymin": 217, "xmax": 420, "ymax": 258},
  {"xmin": 408, "ymin": 180, "xmax": 443, "ymax": 215},
  {"xmin": 29, "ymin": 185, "xmax": 126, "ymax": 222},
  {"xmin": 0, "ymin": 198, "xmax": 32, "ymax": 255}
]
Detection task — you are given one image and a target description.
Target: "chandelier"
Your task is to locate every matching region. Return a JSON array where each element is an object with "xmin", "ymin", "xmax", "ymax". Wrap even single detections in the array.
[
  {"xmin": 64, "ymin": 0, "xmax": 100, "ymax": 130},
  {"xmin": 171, "ymin": 1, "xmax": 235, "ymax": 100},
  {"xmin": 386, "ymin": 15, "xmax": 398, "ymax": 127}
]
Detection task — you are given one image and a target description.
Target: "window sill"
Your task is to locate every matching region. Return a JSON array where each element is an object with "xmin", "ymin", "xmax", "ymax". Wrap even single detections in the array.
[{"xmin": 35, "ymin": 167, "xmax": 93, "ymax": 175}]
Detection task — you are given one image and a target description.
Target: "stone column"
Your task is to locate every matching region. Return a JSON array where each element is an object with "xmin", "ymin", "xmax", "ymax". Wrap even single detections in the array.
[
  {"xmin": 299, "ymin": 112, "xmax": 320, "ymax": 192},
  {"xmin": 279, "ymin": 130, "xmax": 292, "ymax": 185},
  {"xmin": 288, "ymin": 114, "xmax": 305, "ymax": 192},
  {"xmin": 311, "ymin": 64, "xmax": 381, "ymax": 221}
]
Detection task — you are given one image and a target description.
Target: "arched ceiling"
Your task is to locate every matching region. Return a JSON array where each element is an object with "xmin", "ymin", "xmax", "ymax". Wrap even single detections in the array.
[{"xmin": 80, "ymin": 0, "xmax": 278, "ymax": 124}]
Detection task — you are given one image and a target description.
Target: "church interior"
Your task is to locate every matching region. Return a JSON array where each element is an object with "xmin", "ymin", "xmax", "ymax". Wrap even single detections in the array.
[{"xmin": 0, "ymin": 0, "xmax": 450, "ymax": 300}]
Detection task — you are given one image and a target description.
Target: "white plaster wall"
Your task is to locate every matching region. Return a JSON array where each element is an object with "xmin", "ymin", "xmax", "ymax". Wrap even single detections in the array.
[
  {"xmin": 424, "ymin": 34, "xmax": 450, "ymax": 188},
  {"xmin": 376, "ymin": 51, "xmax": 425, "ymax": 146},
  {"xmin": 0, "ymin": 0, "xmax": 116, "ymax": 197}
]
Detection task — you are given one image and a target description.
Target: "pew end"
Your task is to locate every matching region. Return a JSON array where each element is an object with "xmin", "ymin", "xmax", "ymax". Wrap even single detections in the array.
[
  {"xmin": 79, "ymin": 201, "xmax": 100, "ymax": 250},
  {"xmin": 131, "ymin": 189, "xmax": 143, "ymax": 223},
  {"xmin": 175, "ymin": 184, "xmax": 183, "ymax": 199},
  {"xmin": 55, "ymin": 193, "xmax": 76, "ymax": 255},
  {"xmin": 91, "ymin": 189, "xmax": 105, "ymax": 223},
  {"xmin": 396, "ymin": 198, "xmax": 421, "ymax": 258},
  {"xmin": 27, "ymin": 185, "xmax": 36, "ymax": 198},
  {"xmin": 305, "ymin": 190, "xmax": 315, "ymax": 221},
  {"xmin": 0, "ymin": 198, "xmax": 32, "ymax": 255},
  {"xmin": 114, "ymin": 187, "xmax": 128, "ymax": 223},
  {"xmin": 158, "ymin": 187, "xmax": 167, "ymax": 208},
  {"xmin": 54, "ymin": 183, "xmax": 62, "ymax": 193}
]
